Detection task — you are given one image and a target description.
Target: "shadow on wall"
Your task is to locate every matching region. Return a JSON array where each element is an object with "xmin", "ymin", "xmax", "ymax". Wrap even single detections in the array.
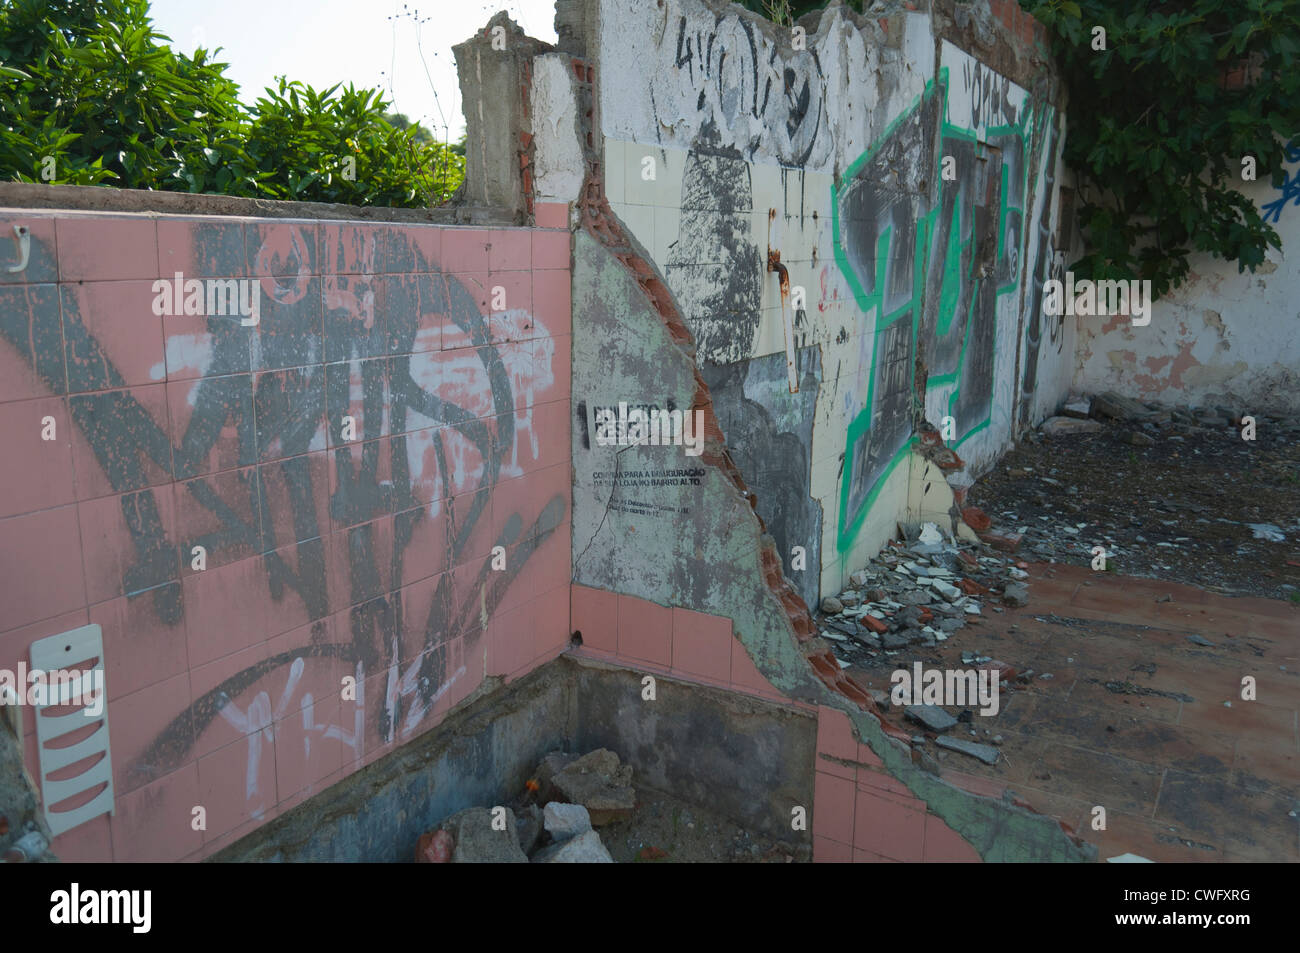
[{"xmin": 702, "ymin": 348, "xmax": 823, "ymax": 609}]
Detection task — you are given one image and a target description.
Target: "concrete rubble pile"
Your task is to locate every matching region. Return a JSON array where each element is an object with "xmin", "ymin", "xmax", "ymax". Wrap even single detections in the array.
[
  {"xmin": 1000, "ymin": 391, "xmax": 1300, "ymax": 578},
  {"xmin": 1037, "ymin": 390, "xmax": 1295, "ymax": 446},
  {"xmin": 816, "ymin": 520, "xmax": 1032, "ymax": 666},
  {"xmin": 416, "ymin": 748, "xmax": 634, "ymax": 863}
]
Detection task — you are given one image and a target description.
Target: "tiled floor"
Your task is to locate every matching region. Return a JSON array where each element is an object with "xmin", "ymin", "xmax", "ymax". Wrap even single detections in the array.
[{"xmin": 857, "ymin": 562, "xmax": 1300, "ymax": 862}]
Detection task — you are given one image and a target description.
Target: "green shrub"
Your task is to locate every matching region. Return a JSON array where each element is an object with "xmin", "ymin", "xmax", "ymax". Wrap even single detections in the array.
[{"xmin": 0, "ymin": 0, "xmax": 463, "ymax": 206}]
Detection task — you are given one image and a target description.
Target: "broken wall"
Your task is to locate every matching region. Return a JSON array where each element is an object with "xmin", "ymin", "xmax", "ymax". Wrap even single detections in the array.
[
  {"xmin": 1074, "ymin": 145, "xmax": 1300, "ymax": 414},
  {"xmin": 575, "ymin": 0, "xmax": 1071, "ymax": 607},
  {"xmin": 0, "ymin": 206, "xmax": 572, "ymax": 861}
]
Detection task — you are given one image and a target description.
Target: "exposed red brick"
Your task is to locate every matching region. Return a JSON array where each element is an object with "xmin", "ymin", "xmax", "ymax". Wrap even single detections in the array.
[
  {"xmin": 977, "ymin": 529, "xmax": 1023, "ymax": 553},
  {"xmin": 961, "ymin": 506, "xmax": 991, "ymax": 531},
  {"xmin": 978, "ymin": 659, "xmax": 1017, "ymax": 683},
  {"xmin": 860, "ymin": 614, "xmax": 888, "ymax": 634},
  {"xmin": 958, "ymin": 578, "xmax": 989, "ymax": 596}
]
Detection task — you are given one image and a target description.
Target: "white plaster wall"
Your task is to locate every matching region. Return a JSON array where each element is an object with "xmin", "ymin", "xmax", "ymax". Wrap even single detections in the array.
[
  {"xmin": 532, "ymin": 53, "xmax": 585, "ymax": 204},
  {"xmin": 1074, "ymin": 160, "xmax": 1300, "ymax": 413},
  {"xmin": 594, "ymin": 0, "xmax": 1071, "ymax": 599}
]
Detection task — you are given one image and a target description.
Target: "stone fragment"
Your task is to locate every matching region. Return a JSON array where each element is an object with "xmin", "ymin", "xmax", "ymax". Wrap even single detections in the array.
[
  {"xmin": 553, "ymin": 749, "xmax": 636, "ymax": 825},
  {"xmin": 1002, "ymin": 583, "xmax": 1030, "ymax": 607},
  {"xmin": 1041, "ymin": 415, "xmax": 1103, "ymax": 435},
  {"xmin": 531, "ymin": 829, "xmax": 614, "ymax": 863},
  {"xmin": 1061, "ymin": 398, "xmax": 1092, "ymax": 419},
  {"xmin": 1093, "ymin": 391, "xmax": 1153, "ymax": 422},
  {"xmin": 905, "ymin": 705, "xmax": 958, "ymax": 733},
  {"xmin": 543, "ymin": 802, "xmax": 592, "ymax": 841},
  {"xmin": 934, "ymin": 736, "xmax": 1000, "ymax": 765},
  {"xmin": 440, "ymin": 807, "xmax": 528, "ymax": 863},
  {"xmin": 821, "ymin": 596, "xmax": 844, "ymax": 614}
]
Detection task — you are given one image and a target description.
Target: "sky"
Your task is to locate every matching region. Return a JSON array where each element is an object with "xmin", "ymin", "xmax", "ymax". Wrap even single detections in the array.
[{"xmin": 147, "ymin": 0, "xmax": 559, "ymax": 142}]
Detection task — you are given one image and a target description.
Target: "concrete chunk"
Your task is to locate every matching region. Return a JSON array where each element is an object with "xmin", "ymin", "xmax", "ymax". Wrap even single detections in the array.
[
  {"xmin": 553, "ymin": 749, "xmax": 636, "ymax": 825},
  {"xmin": 935, "ymin": 736, "xmax": 1000, "ymax": 765},
  {"xmin": 531, "ymin": 829, "xmax": 614, "ymax": 863},
  {"xmin": 1002, "ymin": 582, "xmax": 1030, "ymax": 607},
  {"xmin": 543, "ymin": 802, "xmax": 592, "ymax": 841},
  {"xmin": 904, "ymin": 705, "xmax": 958, "ymax": 733},
  {"xmin": 1041, "ymin": 415, "xmax": 1103, "ymax": 435},
  {"xmin": 440, "ymin": 807, "xmax": 529, "ymax": 863}
]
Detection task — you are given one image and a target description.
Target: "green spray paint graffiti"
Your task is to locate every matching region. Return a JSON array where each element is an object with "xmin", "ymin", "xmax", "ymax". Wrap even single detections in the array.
[{"xmin": 831, "ymin": 65, "xmax": 1051, "ymax": 552}]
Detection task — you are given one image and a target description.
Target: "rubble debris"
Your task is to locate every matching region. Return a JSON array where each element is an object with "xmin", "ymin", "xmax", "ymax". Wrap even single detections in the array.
[
  {"xmin": 552, "ymin": 749, "xmax": 636, "ymax": 825},
  {"xmin": 905, "ymin": 705, "xmax": 958, "ymax": 733},
  {"xmin": 416, "ymin": 828, "xmax": 454, "ymax": 863},
  {"xmin": 516, "ymin": 803, "xmax": 543, "ymax": 854},
  {"xmin": 1185, "ymin": 634, "xmax": 1215, "ymax": 647},
  {"xmin": 439, "ymin": 807, "xmax": 529, "ymax": 863},
  {"xmin": 968, "ymin": 396, "xmax": 1300, "ymax": 599},
  {"xmin": 934, "ymin": 736, "xmax": 1000, "ymax": 765},
  {"xmin": 1092, "ymin": 391, "xmax": 1156, "ymax": 422},
  {"xmin": 1041, "ymin": 416, "xmax": 1103, "ymax": 435},
  {"xmin": 543, "ymin": 802, "xmax": 592, "ymax": 842},
  {"xmin": 1002, "ymin": 583, "xmax": 1030, "ymax": 607},
  {"xmin": 531, "ymin": 829, "xmax": 614, "ymax": 863},
  {"xmin": 961, "ymin": 506, "xmax": 992, "ymax": 531}
]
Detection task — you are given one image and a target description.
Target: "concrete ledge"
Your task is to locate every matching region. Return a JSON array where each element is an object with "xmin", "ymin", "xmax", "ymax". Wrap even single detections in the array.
[{"xmin": 0, "ymin": 182, "xmax": 518, "ymax": 225}]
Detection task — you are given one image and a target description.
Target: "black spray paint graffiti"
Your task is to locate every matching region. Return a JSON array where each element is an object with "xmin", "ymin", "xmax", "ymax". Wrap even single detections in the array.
[
  {"xmin": 1019, "ymin": 121, "xmax": 1063, "ymax": 422},
  {"xmin": 834, "ymin": 68, "xmax": 1039, "ymax": 544},
  {"xmin": 0, "ymin": 227, "xmax": 565, "ymax": 783},
  {"xmin": 662, "ymin": 12, "xmax": 827, "ymax": 167},
  {"xmin": 664, "ymin": 151, "xmax": 763, "ymax": 366}
]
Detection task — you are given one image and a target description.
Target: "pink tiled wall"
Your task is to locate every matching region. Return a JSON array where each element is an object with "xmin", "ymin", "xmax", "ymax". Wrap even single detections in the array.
[
  {"xmin": 569, "ymin": 584, "xmax": 790, "ymax": 702},
  {"xmin": 812, "ymin": 706, "xmax": 982, "ymax": 863},
  {"xmin": 0, "ymin": 211, "xmax": 572, "ymax": 862},
  {"xmin": 571, "ymin": 585, "xmax": 977, "ymax": 862}
]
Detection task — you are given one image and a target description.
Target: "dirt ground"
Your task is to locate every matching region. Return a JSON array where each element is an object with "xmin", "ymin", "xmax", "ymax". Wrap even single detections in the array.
[
  {"xmin": 965, "ymin": 418, "xmax": 1300, "ymax": 601},
  {"xmin": 599, "ymin": 789, "xmax": 808, "ymax": 863}
]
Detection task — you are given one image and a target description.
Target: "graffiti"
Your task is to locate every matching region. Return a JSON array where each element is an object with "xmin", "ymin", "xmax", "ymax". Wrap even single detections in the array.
[
  {"xmin": 655, "ymin": 12, "xmax": 828, "ymax": 167},
  {"xmin": 832, "ymin": 62, "xmax": 1047, "ymax": 550},
  {"xmin": 664, "ymin": 152, "xmax": 764, "ymax": 365},
  {"xmin": 701, "ymin": 348, "xmax": 822, "ymax": 608},
  {"xmin": 0, "ymin": 224, "xmax": 565, "ymax": 799},
  {"xmin": 1261, "ymin": 138, "xmax": 1300, "ymax": 224},
  {"xmin": 1019, "ymin": 122, "xmax": 1063, "ymax": 421}
]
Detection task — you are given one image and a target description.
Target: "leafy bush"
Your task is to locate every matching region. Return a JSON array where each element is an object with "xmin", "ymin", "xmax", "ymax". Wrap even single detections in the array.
[
  {"xmin": 1027, "ymin": 0, "xmax": 1300, "ymax": 297},
  {"xmin": 0, "ymin": 0, "xmax": 463, "ymax": 206}
]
